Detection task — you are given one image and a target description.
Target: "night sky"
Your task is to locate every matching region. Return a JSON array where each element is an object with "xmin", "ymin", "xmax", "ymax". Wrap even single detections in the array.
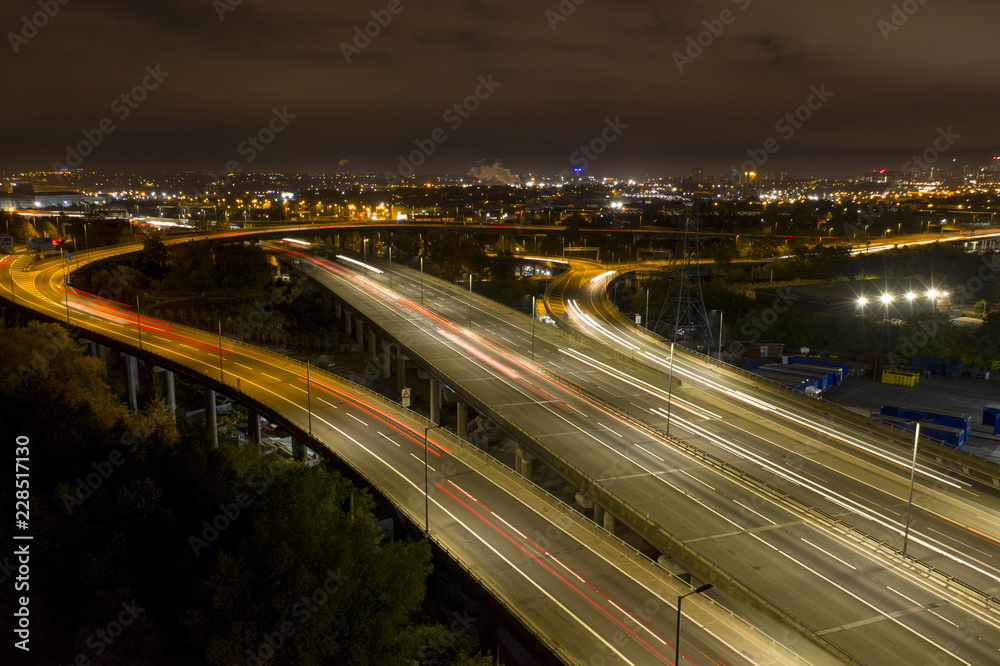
[{"xmin": 3, "ymin": 0, "xmax": 999, "ymax": 179}]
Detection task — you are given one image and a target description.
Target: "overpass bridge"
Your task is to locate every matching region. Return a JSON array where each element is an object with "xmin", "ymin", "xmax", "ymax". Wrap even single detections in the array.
[
  {"xmin": 0, "ymin": 239, "xmax": 816, "ymax": 666},
  {"xmin": 7, "ymin": 224, "xmax": 1000, "ymax": 664}
]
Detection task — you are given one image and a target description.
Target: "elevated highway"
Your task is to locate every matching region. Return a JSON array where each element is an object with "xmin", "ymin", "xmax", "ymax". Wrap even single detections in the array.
[
  {"xmin": 0, "ymin": 242, "xmax": 812, "ymax": 666},
  {"xmin": 279, "ymin": 244, "xmax": 1000, "ymax": 665}
]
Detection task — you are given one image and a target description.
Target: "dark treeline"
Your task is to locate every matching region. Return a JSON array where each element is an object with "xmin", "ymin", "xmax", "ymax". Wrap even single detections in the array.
[{"xmin": 0, "ymin": 322, "xmax": 491, "ymax": 665}]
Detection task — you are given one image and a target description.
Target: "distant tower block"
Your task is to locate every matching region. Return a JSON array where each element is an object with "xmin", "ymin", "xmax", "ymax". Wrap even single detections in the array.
[{"xmin": 654, "ymin": 200, "xmax": 711, "ymax": 346}]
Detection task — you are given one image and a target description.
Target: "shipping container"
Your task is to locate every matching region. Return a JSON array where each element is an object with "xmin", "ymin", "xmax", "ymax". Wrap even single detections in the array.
[{"xmin": 880, "ymin": 402, "xmax": 971, "ymax": 441}]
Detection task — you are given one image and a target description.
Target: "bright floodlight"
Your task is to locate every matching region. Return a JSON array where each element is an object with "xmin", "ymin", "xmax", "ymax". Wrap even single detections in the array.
[
  {"xmin": 927, "ymin": 289, "xmax": 939, "ymax": 299},
  {"xmin": 857, "ymin": 296, "xmax": 868, "ymax": 306},
  {"xmin": 881, "ymin": 293, "xmax": 893, "ymax": 304},
  {"xmin": 905, "ymin": 292, "xmax": 916, "ymax": 301}
]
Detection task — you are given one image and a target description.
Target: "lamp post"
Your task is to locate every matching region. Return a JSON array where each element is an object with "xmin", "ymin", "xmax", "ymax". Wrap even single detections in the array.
[
  {"xmin": 666, "ymin": 342, "xmax": 676, "ymax": 436},
  {"xmin": 469, "ymin": 273, "xmax": 473, "ymax": 326},
  {"xmin": 306, "ymin": 359, "xmax": 312, "ymax": 438},
  {"xmin": 218, "ymin": 319, "xmax": 224, "ymax": 384},
  {"xmin": 9, "ymin": 256, "xmax": 16, "ymax": 313},
  {"xmin": 902, "ymin": 423, "xmax": 921, "ymax": 556},
  {"xmin": 675, "ymin": 583, "xmax": 713, "ymax": 666},
  {"xmin": 531, "ymin": 296, "xmax": 536, "ymax": 361},
  {"xmin": 718, "ymin": 310, "xmax": 724, "ymax": 358},
  {"xmin": 136, "ymin": 295, "xmax": 142, "ymax": 350},
  {"xmin": 362, "ymin": 237, "xmax": 368, "ymax": 277},
  {"xmin": 387, "ymin": 244, "xmax": 392, "ymax": 290},
  {"xmin": 62, "ymin": 250, "xmax": 71, "ymax": 325},
  {"xmin": 645, "ymin": 288, "xmax": 650, "ymax": 331},
  {"xmin": 423, "ymin": 424, "xmax": 445, "ymax": 537},
  {"xmin": 420, "ymin": 255, "xmax": 424, "ymax": 305},
  {"xmin": 857, "ymin": 294, "xmax": 868, "ymax": 399}
]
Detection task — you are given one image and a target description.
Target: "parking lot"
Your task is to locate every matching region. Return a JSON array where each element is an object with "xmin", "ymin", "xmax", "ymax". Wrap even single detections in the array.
[{"xmin": 825, "ymin": 373, "xmax": 1000, "ymax": 462}]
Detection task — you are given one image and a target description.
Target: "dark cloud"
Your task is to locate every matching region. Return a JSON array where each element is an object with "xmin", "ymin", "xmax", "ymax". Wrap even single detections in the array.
[{"xmin": 2, "ymin": 0, "xmax": 998, "ymax": 178}]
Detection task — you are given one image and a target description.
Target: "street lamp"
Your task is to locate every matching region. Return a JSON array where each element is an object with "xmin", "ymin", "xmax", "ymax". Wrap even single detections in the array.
[
  {"xmin": 62, "ymin": 249, "xmax": 71, "ymax": 325},
  {"xmin": 423, "ymin": 424, "xmax": 445, "ymax": 537},
  {"xmin": 870, "ymin": 293, "xmax": 893, "ymax": 403},
  {"xmin": 666, "ymin": 342, "xmax": 676, "ymax": 436},
  {"xmin": 905, "ymin": 291, "xmax": 916, "ymax": 318},
  {"xmin": 136, "ymin": 295, "xmax": 142, "ymax": 351},
  {"xmin": 675, "ymin": 583, "xmax": 713, "ymax": 666},
  {"xmin": 644, "ymin": 288, "xmax": 650, "ymax": 331},
  {"xmin": 857, "ymin": 296, "xmax": 868, "ymax": 391},
  {"xmin": 218, "ymin": 319, "xmax": 224, "ymax": 384},
  {"xmin": 306, "ymin": 359, "xmax": 312, "ymax": 438},
  {"xmin": 902, "ymin": 423, "xmax": 922, "ymax": 556},
  {"xmin": 530, "ymin": 295, "xmax": 537, "ymax": 358},
  {"xmin": 420, "ymin": 255, "xmax": 424, "ymax": 305}
]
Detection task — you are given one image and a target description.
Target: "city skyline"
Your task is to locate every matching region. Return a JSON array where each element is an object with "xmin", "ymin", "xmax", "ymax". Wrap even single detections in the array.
[{"xmin": 3, "ymin": 1, "xmax": 999, "ymax": 179}]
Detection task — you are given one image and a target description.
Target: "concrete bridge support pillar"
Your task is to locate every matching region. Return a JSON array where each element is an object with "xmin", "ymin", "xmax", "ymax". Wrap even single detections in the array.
[
  {"xmin": 164, "ymin": 369, "xmax": 176, "ymax": 420},
  {"xmin": 345, "ymin": 310, "xmax": 353, "ymax": 336},
  {"xmin": 602, "ymin": 507, "xmax": 616, "ymax": 533},
  {"xmin": 515, "ymin": 443, "xmax": 535, "ymax": 479},
  {"xmin": 355, "ymin": 319, "xmax": 364, "ymax": 346},
  {"xmin": 252, "ymin": 411, "xmax": 262, "ymax": 446},
  {"xmin": 292, "ymin": 437, "xmax": 306, "ymax": 462},
  {"xmin": 334, "ymin": 302, "xmax": 342, "ymax": 319},
  {"xmin": 369, "ymin": 330, "xmax": 378, "ymax": 363},
  {"xmin": 205, "ymin": 388, "xmax": 218, "ymax": 449},
  {"xmin": 97, "ymin": 343, "xmax": 108, "ymax": 377},
  {"xmin": 382, "ymin": 342, "xmax": 393, "ymax": 378},
  {"xmin": 456, "ymin": 402, "xmax": 468, "ymax": 442},
  {"xmin": 594, "ymin": 505, "xmax": 605, "ymax": 527},
  {"xmin": 124, "ymin": 354, "xmax": 139, "ymax": 415},
  {"xmin": 396, "ymin": 353, "xmax": 408, "ymax": 393},
  {"xmin": 429, "ymin": 377, "xmax": 441, "ymax": 424}
]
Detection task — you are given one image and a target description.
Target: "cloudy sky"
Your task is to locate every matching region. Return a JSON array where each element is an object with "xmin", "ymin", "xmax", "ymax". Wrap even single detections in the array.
[{"xmin": 3, "ymin": 0, "xmax": 998, "ymax": 179}]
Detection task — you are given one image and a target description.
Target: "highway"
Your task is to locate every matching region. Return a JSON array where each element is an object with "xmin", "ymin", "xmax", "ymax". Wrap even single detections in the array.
[
  {"xmin": 275, "ymin": 243, "xmax": 1000, "ymax": 665},
  {"xmin": 548, "ymin": 257, "xmax": 1000, "ymax": 593},
  {"xmin": 0, "ymin": 245, "xmax": 815, "ymax": 666}
]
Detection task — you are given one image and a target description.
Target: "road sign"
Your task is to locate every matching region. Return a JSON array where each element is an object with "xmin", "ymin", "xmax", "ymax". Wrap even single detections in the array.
[
  {"xmin": 65, "ymin": 252, "xmax": 71, "ymax": 262},
  {"xmin": 401, "ymin": 387, "xmax": 411, "ymax": 407}
]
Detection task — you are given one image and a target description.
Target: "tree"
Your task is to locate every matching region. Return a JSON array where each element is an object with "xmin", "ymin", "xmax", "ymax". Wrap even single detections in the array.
[
  {"xmin": 0, "ymin": 322, "xmax": 487, "ymax": 665},
  {"xmin": 6, "ymin": 214, "xmax": 36, "ymax": 242},
  {"xmin": 213, "ymin": 242, "xmax": 272, "ymax": 291},
  {"xmin": 894, "ymin": 312, "xmax": 963, "ymax": 360},
  {"xmin": 970, "ymin": 313, "xmax": 1000, "ymax": 371},
  {"xmin": 138, "ymin": 231, "xmax": 170, "ymax": 278}
]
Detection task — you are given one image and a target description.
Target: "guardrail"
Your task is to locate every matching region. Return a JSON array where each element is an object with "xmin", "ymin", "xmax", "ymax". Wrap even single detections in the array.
[
  {"xmin": 26, "ymin": 241, "xmax": 990, "ymax": 665},
  {"xmin": 310, "ymin": 271, "xmax": 860, "ymax": 664},
  {"xmin": 6, "ymin": 252, "xmax": 584, "ymax": 664},
  {"xmin": 545, "ymin": 262, "xmax": 1000, "ymax": 492},
  {"xmin": 610, "ymin": 294, "xmax": 1000, "ymax": 489}
]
